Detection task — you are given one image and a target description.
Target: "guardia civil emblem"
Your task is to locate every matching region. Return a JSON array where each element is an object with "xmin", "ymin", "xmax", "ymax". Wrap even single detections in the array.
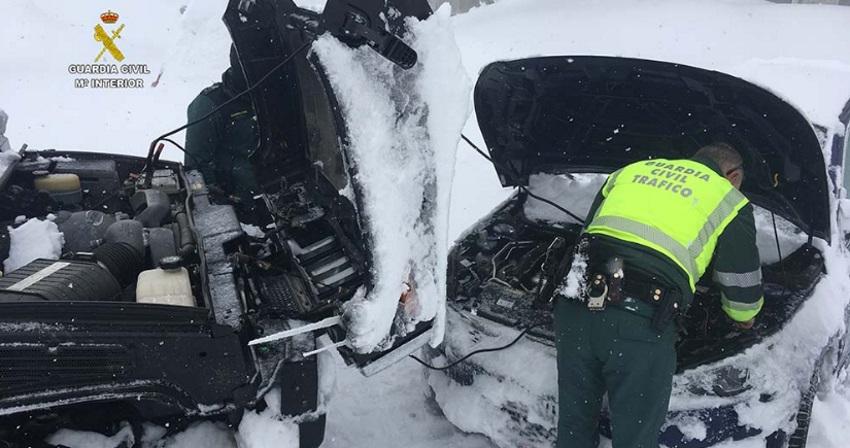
[{"xmin": 94, "ymin": 10, "xmax": 125, "ymax": 63}]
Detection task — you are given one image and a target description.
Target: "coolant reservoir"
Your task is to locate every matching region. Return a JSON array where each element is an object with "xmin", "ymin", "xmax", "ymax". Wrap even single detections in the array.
[
  {"xmin": 34, "ymin": 173, "xmax": 82, "ymax": 205},
  {"xmin": 136, "ymin": 259, "xmax": 194, "ymax": 307}
]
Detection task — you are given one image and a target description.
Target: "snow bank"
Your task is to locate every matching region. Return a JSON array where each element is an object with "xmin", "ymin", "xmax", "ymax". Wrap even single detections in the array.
[
  {"xmin": 312, "ymin": 5, "xmax": 471, "ymax": 352},
  {"xmin": 809, "ymin": 373, "xmax": 850, "ymax": 447},
  {"xmin": 4, "ymin": 217, "xmax": 64, "ymax": 272},
  {"xmin": 236, "ymin": 389, "xmax": 300, "ymax": 448},
  {"xmin": 428, "ymin": 310, "xmax": 558, "ymax": 448}
]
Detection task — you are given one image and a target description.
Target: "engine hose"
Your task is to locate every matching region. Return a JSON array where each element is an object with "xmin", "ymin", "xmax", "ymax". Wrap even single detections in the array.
[
  {"xmin": 93, "ymin": 241, "xmax": 145, "ymax": 288},
  {"xmin": 174, "ymin": 211, "xmax": 196, "ymax": 257}
]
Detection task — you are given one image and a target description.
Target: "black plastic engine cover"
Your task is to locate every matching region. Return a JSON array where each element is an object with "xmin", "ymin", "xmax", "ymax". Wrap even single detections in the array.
[
  {"xmin": 0, "ymin": 258, "xmax": 121, "ymax": 302},
  {"xmin": 0, "ymin": 302, "xmax": 255, "ymax": 421}
]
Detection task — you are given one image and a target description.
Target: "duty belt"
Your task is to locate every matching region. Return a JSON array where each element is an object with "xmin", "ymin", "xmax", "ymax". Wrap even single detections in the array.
[{"xmin": 585, "ymin": 260, "xmax": 682, "ymax": 332}]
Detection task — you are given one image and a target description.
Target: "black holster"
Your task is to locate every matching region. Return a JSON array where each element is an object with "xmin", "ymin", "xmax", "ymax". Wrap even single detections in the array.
[{"xmin": 650, "ymin": 287, "xmax": 681, "ymax": 332}]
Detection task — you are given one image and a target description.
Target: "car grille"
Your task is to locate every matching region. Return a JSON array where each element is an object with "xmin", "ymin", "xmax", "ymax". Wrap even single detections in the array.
[{"xmin": 0, "ymin": 343, "xmax": 131, "ymax": 396}]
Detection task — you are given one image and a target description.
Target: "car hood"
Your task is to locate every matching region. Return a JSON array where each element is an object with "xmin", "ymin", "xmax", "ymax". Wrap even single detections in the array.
[{"xmin": 474, "ymin": 56, "xmax": 830, "ymax": 241}]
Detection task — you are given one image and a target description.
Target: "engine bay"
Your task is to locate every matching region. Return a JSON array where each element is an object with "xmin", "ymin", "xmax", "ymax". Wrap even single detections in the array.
[
  {"xmin": 0, "ymin": 149, "xmax": 368, "ymax": 331},
  {"xmin": 447, "ymin": 189, "xmax": 825, "ymax": 371}
]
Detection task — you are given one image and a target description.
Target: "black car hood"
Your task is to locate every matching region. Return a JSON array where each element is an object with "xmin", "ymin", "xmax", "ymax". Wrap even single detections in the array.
[{"xmin": 475, "ymin": 56, "xmax": 830, "ymax": 241}]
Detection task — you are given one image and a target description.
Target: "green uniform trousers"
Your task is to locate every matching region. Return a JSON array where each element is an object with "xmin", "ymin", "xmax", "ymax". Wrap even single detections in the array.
[{"xmin": 555, "ymin": 297, "xmax": 677, "ymax": 448}]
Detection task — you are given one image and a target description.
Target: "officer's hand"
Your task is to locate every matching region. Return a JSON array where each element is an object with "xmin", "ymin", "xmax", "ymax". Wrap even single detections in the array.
[{"xmin": 732, "ymin": 318, "xmax": 755, "ymax": 330}]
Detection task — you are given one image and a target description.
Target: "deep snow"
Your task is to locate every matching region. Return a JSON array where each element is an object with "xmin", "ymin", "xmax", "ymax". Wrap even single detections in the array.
[{"xmin": 3, "ymin": 0, "xmax": 850, "ymax": 446}]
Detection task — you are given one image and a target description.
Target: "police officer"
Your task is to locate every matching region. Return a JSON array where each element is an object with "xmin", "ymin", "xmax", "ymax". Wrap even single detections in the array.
[
  {"xmin": 556, "ymin": 143, "xmax": 764, "ymax": 447},
  {"xmin": 184, "ymin": 46, "xmax": 259, "ymax": 203}
]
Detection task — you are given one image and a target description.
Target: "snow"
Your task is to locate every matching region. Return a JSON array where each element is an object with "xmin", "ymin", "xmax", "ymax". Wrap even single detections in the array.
[
  {"xmin": 311, "ymin": 5, "xmax": 471, "ymax": 352},
  {"xmin": 239, "ymin": 222, "xmax": 265, "ymax": 239},
  {"xmin": 753, "ymin": 205, "xmax": 808, "ymax": 265},
  {"xmin": 47, "ymin": 423, "xmax": 134, "ymax": 448},
  {"xmin": 523, "ymin": 173, "xmax": 606, "ymax": 225},
  {"xmin": 559, "ymin": 249, "xmax": 588, "ymax": 300},
  {"xmin": 235, "ymin": 390, "xmax": 300, "ymax": 448},
  {"xmin": 3, "ymin": 217, "xmax": 65, "ymax": 272},
  {"xmin": 446, "ymin": 0, "xmax": 850, "ymax": 240},
  {"xmin": 809, "ymin": 374, "xmax": 850, "ymax": 447},
  {"xmin": 428, "ymin": 309, "xmax": 558, "ymax": 448},
  {"xmin": 156, "ymin": 421, "xmax": 236, "ymax": 448},
  {"xmin": 0, "ymin": 108, "xmax": 11, "ymax": 152},
  {"xmin": 4, "ymin": 0, "xmax": 850, "ymax": 447},
  {"xmin": 1, "ymin": 0, "xmax": 230, "ymax": 160}
]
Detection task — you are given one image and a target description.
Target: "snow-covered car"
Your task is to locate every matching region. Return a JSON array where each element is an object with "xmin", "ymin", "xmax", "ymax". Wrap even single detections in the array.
[
  {"xmin": 427, "ymin": 56, "xmax": 850, "ymax": 447},
  {"xmin": 0, "ymin": 0, "xmax": 461, "ymax": 445}
]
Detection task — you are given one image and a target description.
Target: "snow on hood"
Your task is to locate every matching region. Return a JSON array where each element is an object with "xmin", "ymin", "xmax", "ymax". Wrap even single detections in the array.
[{"xmin": 312, "ymin": 6, "xmax": 471, "ymax": 352}]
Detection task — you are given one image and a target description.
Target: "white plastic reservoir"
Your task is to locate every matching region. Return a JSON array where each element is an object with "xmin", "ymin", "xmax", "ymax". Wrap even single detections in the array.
[{"xmin": 136, "ymin": 266, "xmax": 194, "ymax": 307}]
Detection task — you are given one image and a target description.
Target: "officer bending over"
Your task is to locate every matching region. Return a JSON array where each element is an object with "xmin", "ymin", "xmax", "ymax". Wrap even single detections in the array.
[
  {"xmin": 556, "ymin": 143, "xmax": 764, "ymax": 447},
  {"xmin": 184, "ymin": 46, "xmax": 259, "ymax": 203}
]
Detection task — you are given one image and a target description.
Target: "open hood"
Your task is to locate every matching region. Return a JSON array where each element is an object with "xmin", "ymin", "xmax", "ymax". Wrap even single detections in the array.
[
  {"xmin": 475, "ymin": 56, "xmax": 830, "ymax": 241},
  {"xmin": 221, "ymin": 0, "xmax": 465, "ymax": 366}
]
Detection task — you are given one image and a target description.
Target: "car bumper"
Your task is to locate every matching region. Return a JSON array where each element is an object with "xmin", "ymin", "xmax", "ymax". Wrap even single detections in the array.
[{"xmin": 427, "ymin": 306, "xmax": 796, "ymax": 448}]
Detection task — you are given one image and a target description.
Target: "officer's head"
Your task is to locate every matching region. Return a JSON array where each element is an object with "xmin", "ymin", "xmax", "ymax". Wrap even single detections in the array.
[{"xmin": 693, "ymin": 143, "xmax": 744, "ymax": 190}]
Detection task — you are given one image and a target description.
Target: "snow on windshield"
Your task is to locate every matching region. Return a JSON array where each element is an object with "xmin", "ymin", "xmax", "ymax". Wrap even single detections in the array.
[{"xmin": 312, "ymin": 7, "xmax": 471, "ymax": 352}]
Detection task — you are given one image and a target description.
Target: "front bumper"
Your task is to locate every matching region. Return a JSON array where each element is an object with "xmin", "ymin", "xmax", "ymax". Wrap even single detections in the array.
[
  {"xmin": 427, "ymin": 307, "xmax": 794, "ymax": 448},
  {"xmin": 0, "ymin": 302, "xmax": 255, "ymax": 421}
]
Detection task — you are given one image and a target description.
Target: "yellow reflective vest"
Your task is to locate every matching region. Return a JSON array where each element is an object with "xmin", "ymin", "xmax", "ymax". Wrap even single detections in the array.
[{"xmin": 586, "ymin": 159, "xmax": 749, "ymax": 293}]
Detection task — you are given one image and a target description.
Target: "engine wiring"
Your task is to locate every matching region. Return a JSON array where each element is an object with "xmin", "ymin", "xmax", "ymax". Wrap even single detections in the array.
[
  {"xmin": 420, "ymin": 136, "xmax": 782, "ymax": 370},
  {"xmin": 460, "ymin": 134, "xmax": 586, "ymax": 224},
  {"xmin": 409, "ymin": 135, "xmax": 582, "ymax": 370},
  {"xmin": 409, "ymin": 320, "xmax": 551, "ymax": 371}
]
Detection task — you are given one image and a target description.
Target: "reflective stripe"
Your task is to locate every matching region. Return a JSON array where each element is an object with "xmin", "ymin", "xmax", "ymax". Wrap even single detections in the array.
[
  {"xmin": 687, "ymin": 188, "xmax": 747, "ymax": 259},
  {"xmin": 721, "ymin": 293, "xmax": 763, "ymax": 310},
  {"xmin": 713, "ymin": 269, "xmax": 762, "ymax": 288},
  {"xmin": 721, "ymin": 293, "xmax": 764, "ymax": 322},
  {"xmin": 589, "ymin": 215, "xmax": 698, "ymax": 279}
]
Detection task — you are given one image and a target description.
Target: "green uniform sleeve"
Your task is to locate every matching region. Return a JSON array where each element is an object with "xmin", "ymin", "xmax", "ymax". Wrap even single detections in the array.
[
  {"xmin": 712, "ymin": 203, "xmax": 764, "ymax": 322},
  {"xmin": 583, "ymin": 170, "xmax": 619, "ymax": 227},
  {"xmin": 584, "ymin": 185, "xmax": 605, "ymax": 227},
  {"xmin": 184, "ymin": 94, "xmax": 221, "ymax": 185}
]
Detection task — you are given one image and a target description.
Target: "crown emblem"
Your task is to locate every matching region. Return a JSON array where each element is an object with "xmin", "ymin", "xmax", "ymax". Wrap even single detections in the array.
[{"xmin": 100, "ymin": 10, "xmax": 119, "ymax": 24}]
